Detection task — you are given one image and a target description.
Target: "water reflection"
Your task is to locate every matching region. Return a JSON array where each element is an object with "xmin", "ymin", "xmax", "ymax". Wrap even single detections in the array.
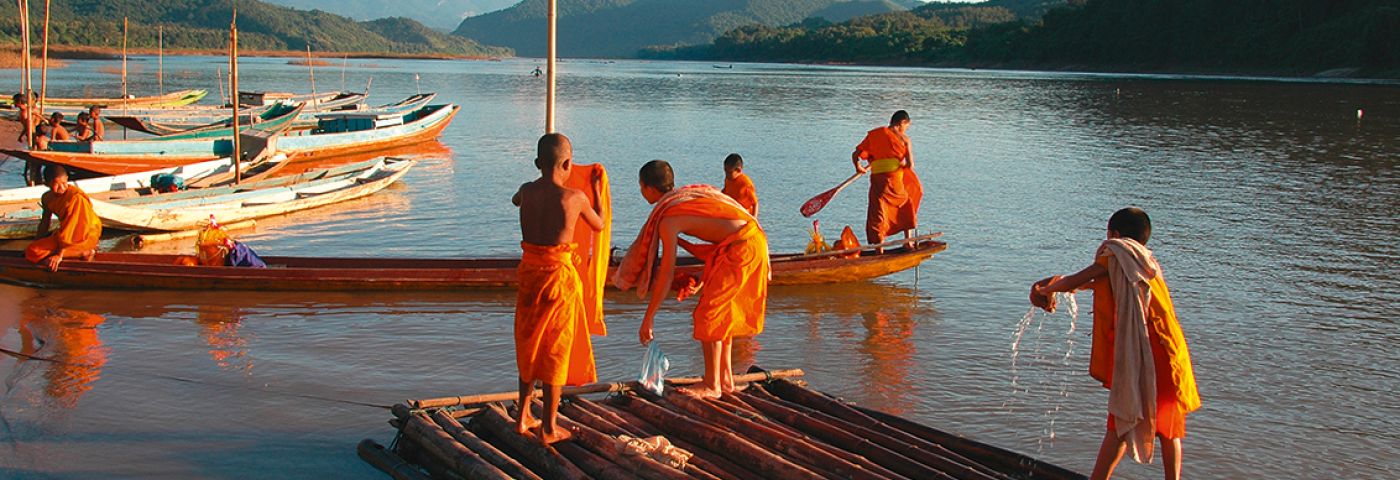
[{"xmin": 0, "ymin": 285, "xmax": 109, "ymax": 410}]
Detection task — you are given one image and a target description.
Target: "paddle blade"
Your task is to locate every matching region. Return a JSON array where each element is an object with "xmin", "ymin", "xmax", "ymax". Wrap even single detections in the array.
[{"xmin": 800, "ymin": 188, "xmax": 838, "ymax": 217}]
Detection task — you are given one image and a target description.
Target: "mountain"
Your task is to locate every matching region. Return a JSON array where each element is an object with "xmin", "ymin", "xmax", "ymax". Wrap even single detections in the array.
[
  {"xmin": 810, "ymin": 1, "xmax": 911, "ymax": 23},
  {"xmin": 262, "ymin": 0, "xmax": 520, "ymax": 31},
  {"xmin": 0, "ymin": 0, "xmax": 511, "ymax": 57},
  {"xmin": 452, "ymin": 0, "xmax": 924, "ymax": 58},
  {"xmin": 916, "ymin": 0, "xmax": 1067, "ymax": 19}
]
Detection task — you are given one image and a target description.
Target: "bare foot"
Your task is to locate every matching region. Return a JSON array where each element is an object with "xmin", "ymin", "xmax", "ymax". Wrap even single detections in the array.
[
  {"xmin": 81, "ymin": 250, "xmax": 96, "ymax": 261},
  {"xmin": 515, "ymin": 414, "xmax": 541, "ymax": 435},
  {"xmin": 538, "ymin": 426, "xmax": 573, "ymax": 445},
  {"xmin": 679, "ymin": 386, "xmax": 721, "ymax": 399}
]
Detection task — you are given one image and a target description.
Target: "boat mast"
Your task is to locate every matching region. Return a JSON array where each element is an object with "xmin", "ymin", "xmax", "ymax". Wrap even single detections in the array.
[
  {"xmin": 37, "ymin": 0, "xmax": 48, "ymax": 123},
  {"xmin": 230, "ymin": 6, "xmax": 241, "ymax": 184},
  {"xmin": 305, "ymin": 42, "xmax": 317, "ymax": 109},
  {"xmin": 545, "ymin": 0, "xmax": 556, "ymax": 133},
  {"xmin": 121, "ymin": 17, "xmax": 128, "ymax": 114},
  {"xmin": 158, "ymin": 25, "xmax": 164, "ymax": 95},
  {"xmin": 17, "ymin": 0, "xmax": 32, "ymax": 151}
]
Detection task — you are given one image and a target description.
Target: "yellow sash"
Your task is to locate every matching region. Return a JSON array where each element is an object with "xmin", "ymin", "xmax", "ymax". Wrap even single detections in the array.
[{"xmin": 870, "ymin": 158, "xmax": 901, "ymax": 175}]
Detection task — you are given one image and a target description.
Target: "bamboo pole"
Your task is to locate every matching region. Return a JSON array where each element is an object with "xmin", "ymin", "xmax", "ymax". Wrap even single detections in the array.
[
  {"xmin": 341, "ymin": 54, "xmax": 347, "ymax": 92},
  {"xmin": 37, "ymin": 0, "xmax": 47, "ymax": 123},
  {"xmin": 158, "ymin": 25, "xmax": 164, "ymax": 95},
  {"xmin": 545, "ymin": 0, "xmax": 556, "ymax": 133},
  {"xmin": 718, "ymin": 393, "xmax": 905, "ymax": 480},
  {"xmin": 851, "ymin": 404, "xmax": 1088, "ymax": 480},
  {"xmin": 121, "ymin": 17, "xmax": 128, "ymax": 114},
  {"xmin": 402, "ymin": 413, "xmax": 512, "ymax": 480},
  {"xmin": 560, "ymin": 400, "xmax": 729, "ymax": 480},
  {"xmin": 474, "ymin": 404, "xmax": 588, "ymax": 480},
  {"xmin": 357, "ymin": 439, "xmax": 433, "ymax": 480},
  {"xmin": 411, "ymin": 369, "xmax": 803, "ymax": 409},
  {"xmin": 617, "ymin": 394, "xmax": 823, "ymax": 480},
  {"xmin": 592, "ymin": 400, "xmax": 768, "ymax": 480},
  {"xmin": 428, "ymin": 410, "xmax": 542, "ymax": 480},
  {"xmin": 526, "ymin": 401, "xmax": 690, "ymax": 480},
  {"xmin": 18, "ymin": 0, "xmax": 32, "ymax": 152},
  {"xmin": 229, "ymin": 6, "xmax": 241, "ymax": 184},
  {"xmin": 305, "ymin": 43, "xmax": 317, "ymax": 109},
  {"xmin": 216, "ymin": 66, "xmax": 226, "ymax": 105}
]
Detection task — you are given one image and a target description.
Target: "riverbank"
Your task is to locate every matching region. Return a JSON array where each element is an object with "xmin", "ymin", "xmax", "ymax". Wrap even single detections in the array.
[{"xmin": 0, "ymin": 43, "xmax": 506, "ymax": 69}]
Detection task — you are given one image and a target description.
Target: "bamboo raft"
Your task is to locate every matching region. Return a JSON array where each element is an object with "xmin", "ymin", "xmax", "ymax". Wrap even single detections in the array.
[{"xmin": 361, "ymin": 368, "xmax": 1086, "ymax": 480}]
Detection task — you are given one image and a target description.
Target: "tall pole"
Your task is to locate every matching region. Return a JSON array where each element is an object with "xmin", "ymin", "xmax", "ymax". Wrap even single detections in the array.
[
  {"xmin": 230, "ymin": 7, "xmax": 241, "ymax": 184},
  {"xmin": 18, "ymin": 0, "xmax": 32, "ymax": 150},
  {"xmin": 545, "ymin": 0, "xmax": 556, "ymax": 133},
  {"xmin": 305, "ymin": 43, "xmax": 317, "ymax": 109},
  {"xmin": 121, "ymin": 17, "xmax": 128, "ymax": 138},
  {"xmin": 158, "ymin": 25, "xmax": 164, "ymax": 95},
  {"xmin": 37, "ymin": 0, "xmax": 48, "ymax": 121}
]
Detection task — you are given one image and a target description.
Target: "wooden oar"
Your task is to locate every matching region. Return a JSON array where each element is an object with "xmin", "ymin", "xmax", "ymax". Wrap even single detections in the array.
[{"xmin": 800, "ymin": 171, "xmax": 865, "ymax": 217}]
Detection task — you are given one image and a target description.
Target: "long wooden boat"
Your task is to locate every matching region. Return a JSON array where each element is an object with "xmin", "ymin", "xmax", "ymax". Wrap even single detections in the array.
[
  {"xmin": 107, "ymin": 92, "xmax": 373, "ymax": 134},
  {"xmin": 357, "ymin": 368, "xmax": 1085, "ymax": 480},
  {"xmin": 0, "ymin": 156, "xmax": 379, "ymax": 238},
  {"xmin": 144, "ymin": 103, "xmax": 304, "ymax": 141},
  {"xmin": 0, "ymin": 157, "xmax": 240, "ymax": 205},
  {"xmin": 0, "ymin": 234, "xmax": 945, "ymax": 291},
  {"xmin": 0, "ymin": 104, "xmax": 458, "ymax": 176},
  {"xmin": 0, "ymin": 89, "xmax": 208, "ymax": 108}
]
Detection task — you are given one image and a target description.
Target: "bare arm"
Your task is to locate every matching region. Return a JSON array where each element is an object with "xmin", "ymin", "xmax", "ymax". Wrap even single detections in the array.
[
  {"xmin": 574, "ymin": 190, "xmax": 604, "ymax": 232},
  {"xmin": 639, "ymin": 219, "xmax": 680, "ymax": 345},
  {"xmin": 851, "ymin": 149, "xmax": 869, "ymax": 174},
  {"xmin": 511, "ymin": 183, "xmax": 525, "ymax": 207},
  {"xmin": 1037, "ymin": 262, "xmax": 1107, "ymax": 296},
  {"xmin": 35, "ymin": 199, "xmax": 52, "ymax": 240}
]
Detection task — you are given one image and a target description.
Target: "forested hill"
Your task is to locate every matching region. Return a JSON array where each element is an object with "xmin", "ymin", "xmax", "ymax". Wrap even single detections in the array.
[
  {"xmin": 0, "ymin": 0, "xmax": 512, "ymax": 57},
  {"xmin": 648, "ymin": 0, "xmax": 1400, "ymax": 77},
  {"xmin": 451, "ymin": 0, "xmax": 933, "ymax": 58}
]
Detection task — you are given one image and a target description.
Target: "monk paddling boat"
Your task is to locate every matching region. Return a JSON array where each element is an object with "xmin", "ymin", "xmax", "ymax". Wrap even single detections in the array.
[
  {"xmin": 358, "ymin": 368, "xmax": 1085, "ymax": 480},
  {"xmin": 0, "ymin": 234, "xmax": 944, "ymax": 290},
  {"xmin": 0, "ymin": 88, "xmax": 207, "ymax": 108},
  {"xmin": 0, "ymin": 156, "xmax": 380, "ymax": 239},
  {"xmin": 1, "ymin": 104, "xmax": 458, "ymax": 176}
]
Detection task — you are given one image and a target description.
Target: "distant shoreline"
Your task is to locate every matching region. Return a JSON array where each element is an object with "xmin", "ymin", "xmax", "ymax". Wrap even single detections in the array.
[{"xmin": 0, "ymin": 43, "xmax": 506, "ymax": 68}]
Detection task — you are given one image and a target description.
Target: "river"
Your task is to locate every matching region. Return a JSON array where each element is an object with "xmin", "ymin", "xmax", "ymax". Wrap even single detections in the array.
[{"xmin": 1, "ymin": 57, "xmax": 1397, "ymax": 479}]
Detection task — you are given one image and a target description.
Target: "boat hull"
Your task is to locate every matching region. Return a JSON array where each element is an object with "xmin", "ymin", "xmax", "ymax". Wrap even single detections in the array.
[{"xmin": 0, "ymin": 239, "xmax": 946, "ymax": 291}]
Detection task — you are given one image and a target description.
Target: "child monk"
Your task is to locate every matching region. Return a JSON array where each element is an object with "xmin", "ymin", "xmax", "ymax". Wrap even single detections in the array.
[
  {"xmin": 511, "ymin": 132, "xmax": 605, "ymax": 445},
  {"xmin": 27, "ymin": 165, "xmax": 102, "ymax": 272},
  {"xmin": 87, "ymin": 105, "xmax": 105, "ymax": 141},
  {"xmin": 720, "ymin": 153, "xmax": 758, "ymax": 216},
  {"xmin": 614, "ymin": 160, "xmax": 769, "ymax": 398},
  {"xmin": 47, "ymin": 112, "xmax": 73, "ymax": 142},
  {"xmin": 1032, "ymin": 207, "xmax": 1200, "ymax": 480}
]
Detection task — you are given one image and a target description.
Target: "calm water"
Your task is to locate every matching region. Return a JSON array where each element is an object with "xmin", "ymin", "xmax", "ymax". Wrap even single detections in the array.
[{"xmin": 1, "ymin": 57, "xmax": 1397, "ymax": 479}]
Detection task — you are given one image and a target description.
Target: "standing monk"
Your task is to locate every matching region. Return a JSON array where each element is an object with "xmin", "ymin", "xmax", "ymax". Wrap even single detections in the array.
[
  {"xmin": 27, "ymin": 165, "xmax": 102, "ymax": 271},
  {"xmin": 614, "ymin": 160, "xmax": 769, "ymax": 398},
  {"xmin": 720, "ymin": 153, "xmax": 758, "ymax": 216},
  {"xmin": 87, "ymin": 106, "xmax": 105, "ymax": 141},
  {"xmin": 511, "ymin": 133, "xmax": 607, "ymax": 445},
  {"xmin": 853, "ymin": 110, "xmax": 922, "ymax": 248}
]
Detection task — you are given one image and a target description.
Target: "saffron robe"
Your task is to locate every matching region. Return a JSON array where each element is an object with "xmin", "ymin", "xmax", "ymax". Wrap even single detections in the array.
[
  {"xmin": 515, "ymin": 242, "xmax": 597, "ymax": 386},
  {"xmin": 563, "ymin": 163, "xmax": 612, "ymax": 337},
  {"xmin": 721, "ymin": 172, "xmax": 758, "ymax": 216},
  {"xmin": 26, "ymin": 186, "xmax": 102, "ymax": 263},
  {"xmin": 855, "ymin": 126, "xmax": 922, "ymax": 244},
  {"xmin": 1089, "ymin": 240, "xmax": 1200, "ymax": 444},
  {"xmin": 613, "ymin": 185, "xmax": 769, "ymax": 342}
]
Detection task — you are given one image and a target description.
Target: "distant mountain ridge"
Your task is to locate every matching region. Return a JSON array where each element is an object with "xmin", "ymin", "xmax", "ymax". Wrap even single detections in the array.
[
  {"xmin": 451, "ymin": 0, "xmax": 934, "ymax": 58},
  {"xmin": 263, "ymin": 0, "xmax": 520, "ymax": 31},
  {"xmin": 0, "ymin": 0, "xmax": 511, "ymax": 57}
]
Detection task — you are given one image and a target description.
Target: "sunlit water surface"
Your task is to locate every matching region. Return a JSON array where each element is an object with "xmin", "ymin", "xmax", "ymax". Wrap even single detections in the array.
[{"xmin": 1, "ymin": 57, "xmax": 1397, "ymax": 479}]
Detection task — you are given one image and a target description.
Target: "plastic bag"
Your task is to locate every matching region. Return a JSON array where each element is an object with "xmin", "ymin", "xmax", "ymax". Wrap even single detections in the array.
[{"xmin": 638, "ymin": 342, "xmax": 670, "ymax": 396}]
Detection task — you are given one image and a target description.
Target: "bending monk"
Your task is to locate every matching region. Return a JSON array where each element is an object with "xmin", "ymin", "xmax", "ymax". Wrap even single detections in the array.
[
  {"xmin": 511, "ymin": 132, "xmax": 606, "ymax": 445},
  {"xmin": 853, "ymin": 110, "xmax": 922, "ymax": 248},
  {"xmin": 1033, "ymin": 208, "xmax": 1200, "ymax": 480},
  {"xmin": 27, "ymin": 165, "xmax": 102, "ymax": 271},
  {"xmin": 614, "ymin": 160, "xmax": 770, "ymax": 399},
  {"xmin": 720, "ymin": 153, "xmax": 758, "ymax": 216}
]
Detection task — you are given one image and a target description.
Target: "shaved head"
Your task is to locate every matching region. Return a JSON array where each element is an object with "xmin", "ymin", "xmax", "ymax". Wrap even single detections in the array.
[{"xmin": 534, "ymin": 133, "xmax": 573, "ymax": 171}]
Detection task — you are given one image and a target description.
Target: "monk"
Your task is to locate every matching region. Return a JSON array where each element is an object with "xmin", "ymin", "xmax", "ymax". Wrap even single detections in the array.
[
  {"xmin": 511, "ymin": 133, "xmax": 605, "ymax": 445},
  {"xmin": 27, "ymin": 165, "xmax": 103, "ymax": 272},
  {"xmin": 720, "ymin": 153, "xmax": 758, "ymax": 216},
  {"xmin": 87, "ymin": 105, "xmax": 105, "ymax": 141},
  {"xmin": 47, "ymin": 112, "xmax": 73, "ymax": 142},
  {"xmin": 852, "ymin": 110, "xmax": 922, "ymax": 249},
  {"xmin": 614, "ymin": 160, "xmax": 769, "ymax": 398},
  {"xmin": 1033, "ymin": 208, "xmax": 1200, "ymax": 480}
]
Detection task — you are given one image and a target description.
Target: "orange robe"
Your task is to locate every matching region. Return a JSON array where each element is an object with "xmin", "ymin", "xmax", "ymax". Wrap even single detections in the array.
[
  {"xmin": 722, "ymin": 172, "xmax": 758, "ymax": 216},
  {"xmin": 614, "ymin": 185, "xmax": 769, "ymax": 342},
  {"xmin": 563, "ymin": 163, "xmax": 612, "ymax": 337},
  {"xmin": 1089, "ymin": 250, "xmax": 1201, "ymax": 439},
  {"xmin": 25, "ymin": 186, "xmax": 102, "ymax": 263},
  {"xmin": 516, "ymin": 243, "xmax": 597, "ymax": 386},
  {"xmin": 855, "ymin": 126, "xmax": 922, "ymax": 244}
]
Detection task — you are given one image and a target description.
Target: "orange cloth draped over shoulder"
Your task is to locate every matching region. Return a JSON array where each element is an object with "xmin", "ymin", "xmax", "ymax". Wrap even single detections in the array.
[
  {"xmin": 855, "ymin": 126, "xmax": 922, "ymax": 244},
  {"xmin": 722, "ymin": 172, "xmax": 758, "ymax": 216},
  {"xmin": 613, "ymin": 185, "xmax": 769, "ymax": 342},
  {"xmin": 1089, "ymin": 250, "xmax": 1201, "ymax": 439},
  {"xmin": 25, "ymin": 186, "xmax": 103, "ymax": 263},
  {"xmin": 514, "ymin": 164, "xmax": 611, "ymax": 387}
]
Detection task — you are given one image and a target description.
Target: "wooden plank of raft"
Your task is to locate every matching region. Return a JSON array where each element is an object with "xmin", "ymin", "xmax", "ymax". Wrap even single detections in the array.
[
  {"xmin": 409, "ymin": 369, "xmax": 804, "ymax": 409},
  {"xmin": 566, "ymin": 399, "xmax": 744, "ymax": 480},
  {"xmin": 430, "ymin": 410, "xmax": 542, "ymax": 480},
  {"xmin": 713, "ymin": 392, "xmax": 909, "ymax": 480},
  {"xmin": 525, "ymin": 400, "xmax": 692, "ymax": 480},
  {"xmin": 357, "ymin": 439, "xmax": 432, "ymax": 480},
  {"xmin": 618, "ymin": 394, "xmax": 825, "ymax": 480},
  {"xmin": 474, "ymin": 403, "xmax": 589, "ymax": 480},
  {"xmin": 403, "ymin": 412, "xmax": 513, "ymax": 480},
  {"xmin": 850, "ymin": 405, "xmax": 1089, "ymax": 480},
  {"xmin": 762, "ymin": 381, "xmax": 1009, "ymax": 480}
]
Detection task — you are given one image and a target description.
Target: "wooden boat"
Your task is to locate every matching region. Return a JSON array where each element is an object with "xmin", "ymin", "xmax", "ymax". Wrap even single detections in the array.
[
  {"xmin": 144, "ymin": 102, "xmax": 304, "ymax": 141},
  {"xmin": 0, "ymin": 157, "xmax": 240, "ymax": 205},
  {"xmin": 0, "ymin": 156, "xmax": 378, "ymax": 239},
  {"xmin": 356, "ymin": 368, "xmax": 1085, "ymax": 480},
  {"xmin": 107, "ymin": 92, "xmax": 374, "ymax": 134},
  {"xmin": 0, "ymin": 104, "xmax": 458, "ymax": 176},
  {"xmin": 0, "ymin": 89, "xmax": 208, "ymax": 108},
  {"xmin": 0, "ymin": 234, "xmax": 945, "ymax": 291}
]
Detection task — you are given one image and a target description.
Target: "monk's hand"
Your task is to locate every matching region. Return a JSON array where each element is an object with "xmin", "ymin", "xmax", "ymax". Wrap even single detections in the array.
[
  {"xmin": 855, "ymin": 162, "xmax": 870, "ymax": 174},
  {"xmin": 639, "ymin": 326, "xmax": 654, "ymax": 346},
  {"xmin": 41, "ymin": 255, "xmax": 62, "ymax": 272}
]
